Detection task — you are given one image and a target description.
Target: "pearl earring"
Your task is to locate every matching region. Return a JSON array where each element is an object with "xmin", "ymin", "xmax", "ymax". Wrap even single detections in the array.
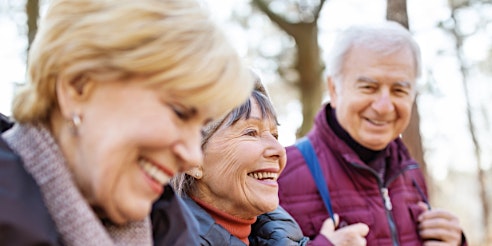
[
  {"xmin": 194, "ymin": 169, "xmax": 203, "ymax": 179},
  {"xmin": 70, "ymin": 113, "xmax": 82, "ymax": 135}
]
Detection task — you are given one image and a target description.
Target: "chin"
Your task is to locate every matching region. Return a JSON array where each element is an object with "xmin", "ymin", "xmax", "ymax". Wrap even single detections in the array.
[
  {"xmin": 262, "ymin": 199, "xmax": 279, "ymax": 213},
  {"xmin": 369, "ymin": 145, "xmax": 387, "ymax": 151},
  {"xmin": 263, "ymin": 203, "xmax": 278, "ymax": 214},
  {"xmin": 112, "ymin": 205, "xmax": 151, "ymax": 225},
  {"xmin": 108, "ymin": 214, "xmax": 131, "ymax": 226},
  {"xmin": 130, "ymin": 206, "xmax": 152, "ymax": 221}
]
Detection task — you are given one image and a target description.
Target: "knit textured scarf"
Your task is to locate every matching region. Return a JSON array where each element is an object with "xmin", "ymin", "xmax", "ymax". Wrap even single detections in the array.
[{"xmin": 2, "ymin": 124, "xmax": 152, "ymax": 246}]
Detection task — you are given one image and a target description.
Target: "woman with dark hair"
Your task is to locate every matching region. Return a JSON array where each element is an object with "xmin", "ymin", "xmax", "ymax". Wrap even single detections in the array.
[{"xmin": 171, "ymin": 75, "xmax": 334, "ymax": 245}]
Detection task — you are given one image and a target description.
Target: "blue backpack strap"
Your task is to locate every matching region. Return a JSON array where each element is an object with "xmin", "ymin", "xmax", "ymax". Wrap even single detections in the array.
[{"xmin": 295, "ymin": 137, "xmax": 335, "ymax": 220}]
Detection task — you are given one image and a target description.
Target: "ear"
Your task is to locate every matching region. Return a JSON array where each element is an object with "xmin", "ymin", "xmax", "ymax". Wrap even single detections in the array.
[
  {"xmin": 185, "ymin": 166, "xmax": 203, "ymax": 180},
  {"xmin": 56, "ymin": 75, "xmax": 96, "ymax": 118},
  {"xmin": 327, "ymin": 76, "xmax": 338, "ymax": 108}
]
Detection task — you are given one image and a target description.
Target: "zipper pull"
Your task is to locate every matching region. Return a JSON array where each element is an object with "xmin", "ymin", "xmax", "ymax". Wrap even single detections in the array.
[{"xmin": 381, "ymin": 187, "xmax": 393, "ymax": 210}]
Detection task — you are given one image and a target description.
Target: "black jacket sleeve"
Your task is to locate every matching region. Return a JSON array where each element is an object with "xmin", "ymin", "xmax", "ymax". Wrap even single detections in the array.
[
  {"xmin": 0, "ymin": 137, "xmax": 60, "ymax": 245},
  {"xmin": 151, "ymin": 185, "xmax": 200, "ymax": 246},
  {"xmin": 0, "ymin": 113, "xmax": 13, "ymax": 133},
  {"xmin": 249, "ymin": 206, "xmax": 310, "ymax": 246}
]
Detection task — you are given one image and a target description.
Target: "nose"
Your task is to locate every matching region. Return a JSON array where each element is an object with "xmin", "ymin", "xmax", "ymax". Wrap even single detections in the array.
[
  {"xmin": 173, "ymin": 126, "xmax": 204, "ymax": 172},
  {"xmin": 372, "ymin": 90, "xmax": 394, "ymax": 114},
  {"xmin": 263, "ymin": 133, "xmax": 287, "ymax": 167}
]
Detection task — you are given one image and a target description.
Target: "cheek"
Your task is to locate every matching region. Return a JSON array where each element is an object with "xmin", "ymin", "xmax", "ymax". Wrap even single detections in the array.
[
  {"xmin": 87, "ymin": 145, "xmax": 131, "ymax": 191},
  {"xmin": 335, "ymin": 95, "xmax": 360, "ymax": 116},
  {"xmin": 76, "ymin": 128, "xmax": 138, "ymax": 194},
  {"xmin": 396, "ymin": 100, "xmax": 414, "ymax": 120},
  {"xmin": 203, "ymin": 141, "xmax": 249, "ymax": 183},
  {"xmin": 206, "ymin": 145, "xmax": 240, "ymax": 175},
  {"xmin": 334, "ymin": 103, "xmax": 354, "ymax": 126}
]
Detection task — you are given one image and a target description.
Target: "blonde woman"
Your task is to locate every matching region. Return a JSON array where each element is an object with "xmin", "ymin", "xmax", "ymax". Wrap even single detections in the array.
[{"xmin": 0, "ymin": 0, "xmax": 252, "ymax": 245}]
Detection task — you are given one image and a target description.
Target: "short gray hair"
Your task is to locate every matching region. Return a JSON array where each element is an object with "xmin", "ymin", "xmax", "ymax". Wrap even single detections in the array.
[{"xmin": 326, "ymin": 21, "xmax": 422, "ymax": 82}]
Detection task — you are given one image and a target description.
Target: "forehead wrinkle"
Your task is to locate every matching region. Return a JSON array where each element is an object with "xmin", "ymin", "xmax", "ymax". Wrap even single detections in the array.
[
  {"xmin": 357, "ymin": 76, "xmax": 378, "ymax": 83},
  {"xmin": 237, "ymin": 117, "xmax": 278, "ymax": 133}
]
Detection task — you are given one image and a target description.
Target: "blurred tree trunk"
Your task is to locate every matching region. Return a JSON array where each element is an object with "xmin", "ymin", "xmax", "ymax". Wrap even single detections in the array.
[
  {"xmin": 444, "ymin": 1, "xmax": 490, "ymax": 242},
  {"xmin": 252, "ymin": 0, "xmax": 326, "ymax": 137},
  {"xmin": 26, "ymin": 0, "xmax": 39, "ymax": 52},
  {"xmin": 386, "ymin": 0, "xmax": 430, "ymax": 185}
]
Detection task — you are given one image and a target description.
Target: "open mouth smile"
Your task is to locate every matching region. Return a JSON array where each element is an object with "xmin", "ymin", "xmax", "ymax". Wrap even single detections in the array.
[
  {"xmin": 365, "ymin": 118, "xmax": 391, "ymax": 126},
  {"xmin": 138, "ymin": 158, "xmax": 172, "ymax": 186},
  {"xmin": 247, "ymin": 171, "xmax": 279, "ymax": 181}
]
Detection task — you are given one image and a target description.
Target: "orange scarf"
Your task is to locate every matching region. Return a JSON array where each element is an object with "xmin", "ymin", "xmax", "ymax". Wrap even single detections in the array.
[{"xmin": 192, "ymin": 196, "xmax": 256, "ymax": 245}]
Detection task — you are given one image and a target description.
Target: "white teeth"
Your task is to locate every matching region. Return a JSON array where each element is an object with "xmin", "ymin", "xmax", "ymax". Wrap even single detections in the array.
[
  {"xmin": 248, "ymin": 172, "xmax": 278, "ymax": 181},
  {"xmin": 139, "ymin": 159, "xmax": 170, "ymax": 185}
]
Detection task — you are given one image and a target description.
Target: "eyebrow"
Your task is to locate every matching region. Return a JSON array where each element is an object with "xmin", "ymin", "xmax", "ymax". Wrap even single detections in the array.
[
  {"xmin": 234, "ymin": 116, "xmax": 267, "ymax": 127},
  {"xmin": 241, "ymin": 116, "xmax": 263, "ymax": 124},
  {"xmin": 357, "ymin": 76, "xmax": 378, "ymax": 83},
  {"xmin": 357, "ymin": 76, "xmax": 412, "ymax": 88}
]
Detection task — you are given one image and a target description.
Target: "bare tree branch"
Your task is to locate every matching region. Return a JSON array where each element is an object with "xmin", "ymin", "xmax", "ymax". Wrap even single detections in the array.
[
  {"xmin": 251, "ymin": 0, "xmax": 327, "ymax": 136},
  {"xmin": 252, "ymin": 0, "xmax": 298, "ymax": 34},
  {"xmin": 313, "ymin": 0, "xmax": 327, "ymax": 20},
  {"xmin": 252, "ymin": 0, "xmax": 326, "ymax": 37}
]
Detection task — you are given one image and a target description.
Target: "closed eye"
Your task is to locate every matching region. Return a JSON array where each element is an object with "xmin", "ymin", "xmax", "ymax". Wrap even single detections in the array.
[
  {"xmin": 393, "ymin": 81, "xmax": 413, "ymax": 96},
  {"xmin": 169, "ymin": 103, "xmax": 196, "ymax": 121},
  {"xmin": 356, "ymin": 77, "xmax": 378, "ymax": 93},
  {"xmin": 392, "ymin": 86, "xmax": 412, "ymax": 96},
  {"xmin": 358, "ymin": 84, "xmax": 377, "ymax": 93}
]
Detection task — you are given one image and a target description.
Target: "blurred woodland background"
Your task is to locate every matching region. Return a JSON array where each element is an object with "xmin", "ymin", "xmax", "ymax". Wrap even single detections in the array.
[{"xmin": 1, "ymin": 0, "xmax": 492, "ymax": 245}]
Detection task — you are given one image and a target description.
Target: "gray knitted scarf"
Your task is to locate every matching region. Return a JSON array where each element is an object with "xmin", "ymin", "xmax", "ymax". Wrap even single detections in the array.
[{"xmin": 2, "ymin": 124, "xmax": 152, "ymax": 246}]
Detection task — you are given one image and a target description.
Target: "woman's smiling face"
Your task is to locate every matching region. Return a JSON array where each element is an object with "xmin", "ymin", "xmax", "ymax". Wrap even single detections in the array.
[
  {"xmin": 65, "ymin": 76, "xmax": 217, "ymax": 224},
  {"xmin": 195, "ymin": 97, "xmax": 286, "ymax": 219}
]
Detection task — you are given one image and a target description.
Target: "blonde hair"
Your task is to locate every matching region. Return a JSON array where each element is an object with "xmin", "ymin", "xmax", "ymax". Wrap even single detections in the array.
[{"xmin": 13, "ymin": 0, "xmax": 252, "ymax": 124}]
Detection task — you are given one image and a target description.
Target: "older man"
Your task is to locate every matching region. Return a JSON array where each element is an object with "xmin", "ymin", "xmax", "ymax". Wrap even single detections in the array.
[{"xmin": 278, "ymin": 21, "xmax": 465, "ymax": 246}]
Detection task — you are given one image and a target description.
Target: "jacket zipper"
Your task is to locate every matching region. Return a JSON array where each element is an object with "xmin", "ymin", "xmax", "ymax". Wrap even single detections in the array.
[
  {"xmin": 350, "ymin": 162, "xmax": 420, "ymax": 246},
  {"xmin": 381, "ymin": 186, "xmax": 399, "ymax": 246}
]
